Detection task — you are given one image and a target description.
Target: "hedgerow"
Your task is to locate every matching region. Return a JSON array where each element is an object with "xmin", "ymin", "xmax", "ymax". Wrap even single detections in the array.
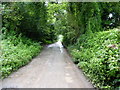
[
  {"xmin": 68, "ymin": 28, "xmax": 120, "ymax": 89},
  {"xmin": 1, "ymin": 31, "xmax": 42, "ymax": 79}
]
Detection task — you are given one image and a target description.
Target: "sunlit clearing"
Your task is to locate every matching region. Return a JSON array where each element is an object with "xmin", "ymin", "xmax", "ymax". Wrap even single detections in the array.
[
  {"xmin": 58, "ymin": 35, "xmax": 63, "ymax": 42},
  {"xmin": 47, "ymin": 35, "xmax": 64, "ymax": 53},
  {"xmin": 108, "ymin": 13, "xmax": 113, "ymax": 18}
]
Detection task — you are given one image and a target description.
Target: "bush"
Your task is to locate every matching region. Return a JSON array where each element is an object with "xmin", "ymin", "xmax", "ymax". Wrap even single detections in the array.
[
  {"xmin": 1, "ymin": 31, "xmax": 42, "ymax": 79},
  {"xmin": 68, "ymin": 28, "xmax": 120, "ymax": 89}
]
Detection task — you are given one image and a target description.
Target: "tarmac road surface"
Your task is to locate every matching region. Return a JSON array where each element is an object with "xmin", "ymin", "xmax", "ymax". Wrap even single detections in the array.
[{"xmin": 2, "ymin": 45, "xmax": 93, "ymax": 88}]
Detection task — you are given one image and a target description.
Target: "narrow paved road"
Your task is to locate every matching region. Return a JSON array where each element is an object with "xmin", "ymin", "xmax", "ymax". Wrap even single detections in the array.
[{"xmin": 2, "ymin": 45, "xmax": 93, "ymax": 88}]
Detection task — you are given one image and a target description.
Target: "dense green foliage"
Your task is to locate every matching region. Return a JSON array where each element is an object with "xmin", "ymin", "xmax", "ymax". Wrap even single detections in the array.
[
  {"xmin": 58, "ymin": 2, "xmax": 120, "ymax": 46},
  {"xmin": 46, "ymin": 3, "xmax": 67, "ymax": 41},
  {"xmin": 46, "ymin": 2, "xmax": 120, "ymax": 89},
  {"xmin": 50, "ymin": 2, "xmax": 120, "ymax": 89},
  {"xmin": 2, "ymin": 2, "xmax": 53, "ymax": 43},
  {"xmin": 1, "ymin": 2, "xmax": 120, "ymax": 89},
  {"xmin": 1, "ymin": 2, "xmax": 49, "ymax": 78},
  {"xmin": 68, "ymin": 29, "xmax": 120, "ymax": 89},
  {"xmin": 1, "ymin": 31, "xmax": 42, "ymax": 78}
]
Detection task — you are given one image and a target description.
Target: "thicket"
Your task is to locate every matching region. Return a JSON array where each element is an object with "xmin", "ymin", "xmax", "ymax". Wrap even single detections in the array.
[
  {"xmin": 1, "ymin": 2, "xmax": 120, "ymax": 89},
  {"xmin": 46, "ymin": 3, "xmax": 120, "ymax": 88},
  {"xmin": 68, "ymin": 29, "xmax": 120, "ymax": 89},
  {"xmin": 59, "ymin": 2, "xmax": 120, "ymax": 46},
  {"xmin": 46, "ymin": 2, "xmax": 67, "ymax": 41},
  {"xmin": 1, "ymin": 2, "xmax": 54, "ymax": 78},
  {"xmin": 1, "ymin": 31, "xmax": 42, "ymax": 78},
  {"xmin": 62, "ymin": 2, "xmax": 120, "ymax": 89},
  {"xmin": 2, "ymin": 2, "xmax": 54, "ymax": 43},
  {"xmin": 48, "ymin": 2, "xmax": 120, "ymax": 89}
]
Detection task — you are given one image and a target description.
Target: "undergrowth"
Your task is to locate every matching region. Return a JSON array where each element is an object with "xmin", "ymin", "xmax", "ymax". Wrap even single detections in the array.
[
  {"xmin": 68, "ymin": 28, "xmax": 120, "ymax": 89},
  {"xmin": 0, "ymin": 31, "xmax": 42, "ymax": 79}
]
